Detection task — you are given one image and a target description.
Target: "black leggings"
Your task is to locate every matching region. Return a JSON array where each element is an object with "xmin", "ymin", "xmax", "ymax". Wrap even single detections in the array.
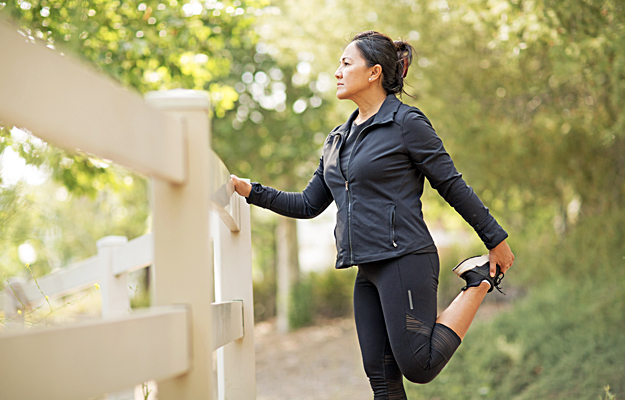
[{"xmin": 353, "ymin": 253, "xmax": 462, "ymax": 399}]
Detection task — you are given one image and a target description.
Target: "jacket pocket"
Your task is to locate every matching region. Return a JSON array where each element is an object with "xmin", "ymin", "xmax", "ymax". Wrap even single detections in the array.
[{"xmin": 389, "ymin": 204, "xmax": 398, "ymax": 248}]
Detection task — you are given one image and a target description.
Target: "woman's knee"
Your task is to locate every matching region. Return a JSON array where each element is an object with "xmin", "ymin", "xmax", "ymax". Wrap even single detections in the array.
[
  {"xmin": 402, "ymin": 368, "xmax": 438, "ymax": 385},
  {"xmin": 395, "ymin": 354, "xmax": 442, "ymax": 384}
]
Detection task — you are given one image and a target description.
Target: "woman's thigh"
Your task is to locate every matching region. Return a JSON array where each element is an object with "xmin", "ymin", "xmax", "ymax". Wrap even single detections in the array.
[{"xmin": 358, "ymin": 253, "xmax": 441, "ymax": 371}]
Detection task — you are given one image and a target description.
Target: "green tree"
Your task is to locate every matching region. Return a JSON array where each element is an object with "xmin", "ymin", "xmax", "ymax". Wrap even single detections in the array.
[
  {"xmin": 1, "ymin": 0, "xmax": 336, "ymax": 331},
  {"xmin": 258, "ymin": 0, "xmax": 625, "ymax": 252},
  {"xmin": 0, "ymin": 0, "xmax": 265, "ymax": 279},
  {"xmin": 212, "ymin": 34, "xmax": 337, "ymax": 330}
]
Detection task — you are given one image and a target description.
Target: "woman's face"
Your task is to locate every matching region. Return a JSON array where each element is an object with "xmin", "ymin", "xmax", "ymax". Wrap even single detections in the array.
[{"xmin": 335, "ymin": 42, "xmax": 376, "ymax": 101}]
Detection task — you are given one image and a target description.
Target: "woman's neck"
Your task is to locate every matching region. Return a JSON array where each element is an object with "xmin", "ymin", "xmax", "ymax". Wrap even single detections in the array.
[{"xmin": 353, "ymin": 90, "xmax": 388, "ymax": 125}]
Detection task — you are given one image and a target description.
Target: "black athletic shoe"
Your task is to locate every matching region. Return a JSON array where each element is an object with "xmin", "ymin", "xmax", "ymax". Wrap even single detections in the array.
[{"xmin": 452, "ymin": 255, "xmax": 505, "ymax": 294}]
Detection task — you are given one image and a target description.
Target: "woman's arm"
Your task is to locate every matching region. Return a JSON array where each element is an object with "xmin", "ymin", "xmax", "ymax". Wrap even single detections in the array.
[
  {"xmin": 230, "ymin": 156, "xmax": 334, "ymax": 219},
  {"xmin": 401, "ymin": 111, "xmax": 514, "ymax": 274}
]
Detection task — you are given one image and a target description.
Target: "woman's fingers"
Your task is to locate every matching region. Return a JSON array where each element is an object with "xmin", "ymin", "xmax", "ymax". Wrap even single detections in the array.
[
  {"xmin": 230, "ymin": 175, "xmax": 252, "ymax": 197},
  {"xmin": 489, "ymin": 240, "xmax": 514, "ymax": 276}
]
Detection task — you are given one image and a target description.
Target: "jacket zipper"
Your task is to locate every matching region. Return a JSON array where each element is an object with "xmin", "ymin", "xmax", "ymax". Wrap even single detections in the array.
[
  {"xmin": 343, "ymin": 123, "xmax": 374, "ymax": 265},
  {"xmin": 390, "ymin": 205, "xmax": 397, "ymax": 248}
]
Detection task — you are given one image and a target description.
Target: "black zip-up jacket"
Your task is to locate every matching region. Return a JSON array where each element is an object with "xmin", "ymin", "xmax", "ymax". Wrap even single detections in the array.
[{"xmin": 247, "ymin": 95, "xmax": 508, "ymax": 269}]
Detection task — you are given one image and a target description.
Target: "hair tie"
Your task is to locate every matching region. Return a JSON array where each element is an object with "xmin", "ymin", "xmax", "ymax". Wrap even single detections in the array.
[{"xmin": 401, "ymin": 59, "xmax": 409, "ymax": 78}]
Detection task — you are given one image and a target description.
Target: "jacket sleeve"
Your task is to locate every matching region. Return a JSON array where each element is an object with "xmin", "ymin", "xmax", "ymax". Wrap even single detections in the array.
[
  {"xmin": 400, "ymin": 111, "xmax": 508, "ymax": 249},
  {"xmin": 245, "ymin": 155, "xmax": 334, "ymax": 219}
]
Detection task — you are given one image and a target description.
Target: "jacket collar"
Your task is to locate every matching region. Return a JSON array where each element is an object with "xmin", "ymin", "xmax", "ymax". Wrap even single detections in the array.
[{"xmin": 334, "ymin": 94, "xmax": 403, "ymax": 137}]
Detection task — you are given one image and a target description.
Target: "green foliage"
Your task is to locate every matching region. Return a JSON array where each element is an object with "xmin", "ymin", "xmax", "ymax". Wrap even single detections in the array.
[
  {"xmin": 259, "ymin": 0, "xmax": 625, "ymax": 236},
  {"xmin": 406, "ymin": 0, "xmax": 625, "ymax": 231},
  {"xmin": 407, "ymin": 279, "xmax": 625, "ymax": 400},
  {"xmin": 0, "ymin": 169, "xmax": 150, "ymax": 277},
  {"xmin": 285, "ymin": 267, "xmax": 357, "ymax": 329},
  {"xmin": 0, "ymin": 127, "xmax": 150, "ymax": 279},
  {"xmin": 0, "ymin": 0, "xmax": 274, "ymax": 282},
  {"xmin": 250, "ymin": 209, "xmax": 277, "ymax": 321},
  {"xmin": 0, "ymin": 0, "xmax": 266, "ymax": 115},
  {"xmin": 406, "ymin": 210, "xmax": 625, "ymax": 400},
  {"xmin": 212, "ymin": 63, "xmax": 335, "ymax": 190},
  {"xmin": 3, "ymin": 5, "xmax": 625, "ymax": 398},
  {"xmin": 309, "ymin": 267, "xmax": 356, "ymax": 319},
  {"xmin": 601, "ymin": 386, "xmax": 617, "ymax": 400},
  {"xmin": 1, "ymin": 0, "xmax": 335, "ymax": 310},
  {"xmin": 288, "ymin": 279, "xmax": 313, "ymax": 329}
]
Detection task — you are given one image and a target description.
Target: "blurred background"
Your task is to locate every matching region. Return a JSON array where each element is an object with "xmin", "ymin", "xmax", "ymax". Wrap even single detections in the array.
[{"xmin": 1, "ymin": 0, "xmax": 624, "ymax": 399}]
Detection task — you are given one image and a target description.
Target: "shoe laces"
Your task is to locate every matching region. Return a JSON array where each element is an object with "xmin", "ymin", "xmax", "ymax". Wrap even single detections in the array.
[{"xmin": 493, "ymin": 272, "xmax": 506, "ymax": 295}]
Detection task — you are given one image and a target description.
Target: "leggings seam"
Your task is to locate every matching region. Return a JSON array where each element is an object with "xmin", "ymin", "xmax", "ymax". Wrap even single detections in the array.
[{"xmin": 395, "ymin": 258, "xmax": 428, "ymax": 371}]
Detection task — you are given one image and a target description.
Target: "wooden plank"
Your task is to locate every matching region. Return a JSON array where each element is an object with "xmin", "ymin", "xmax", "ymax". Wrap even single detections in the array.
[
  {"xmin": 4, "ymin": 232, "xmax": 154, "ymax": 306},
  {"xmin": 1, "ymin": 232, "xmax": 154, "ymax": 306},
  {"xmin": 0, "ymin": 20, "xmax": 187, "ymax": 183},
  {"xmin": 111, "ymin": 232, "xmax": 154, "ymax": 276},
  {"xmin": 211, "ymin": 301, "xmax": 244, "ymax": 351},
  {"xmin": 0, "ymin": 306, "xmax": 191, "ymax": 400},
  {"xmin": 19, "ymin": 255, "xmax": 100, "ymax": 303}
]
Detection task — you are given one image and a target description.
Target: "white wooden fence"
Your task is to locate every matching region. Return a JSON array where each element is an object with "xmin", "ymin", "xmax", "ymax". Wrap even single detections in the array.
[{"xmin": 0, "ymin": 18, "xmax": 256, "ymax": 400}]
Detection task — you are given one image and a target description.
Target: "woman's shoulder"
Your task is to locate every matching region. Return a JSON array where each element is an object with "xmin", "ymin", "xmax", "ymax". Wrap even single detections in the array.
[{"xmin": 397, "ymin": 102, "xmax": 434, "ymax": 129}]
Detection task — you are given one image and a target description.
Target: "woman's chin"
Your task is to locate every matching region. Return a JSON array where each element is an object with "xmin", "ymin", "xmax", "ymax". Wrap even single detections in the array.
[{"xmin": 336, "ymin": 90, "xmax": 348, "ymax": 100}]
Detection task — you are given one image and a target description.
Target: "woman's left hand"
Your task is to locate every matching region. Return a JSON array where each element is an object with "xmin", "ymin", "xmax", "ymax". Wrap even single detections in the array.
[
  {"xmin": 488, "ymin": 240, "xmax": 514, "ymax": 277},
  {"xmin": 230, "ymin": 174, "xmax": 252, "ymax": 197}
]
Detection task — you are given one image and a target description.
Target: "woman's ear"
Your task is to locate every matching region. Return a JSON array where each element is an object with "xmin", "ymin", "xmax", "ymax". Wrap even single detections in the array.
[{"xmin": 370, "ymin": 64, "xmax": 382, "ymax": 82}]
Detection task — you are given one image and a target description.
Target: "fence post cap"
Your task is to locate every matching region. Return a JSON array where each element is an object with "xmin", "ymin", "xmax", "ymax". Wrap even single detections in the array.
[
  {"xmin": 96, "ymin": 236, "xmax": 128, "ymax": 249},
  {"xmin": 145, "ymin": 89, "xmax": 211, "ymax": 112}
]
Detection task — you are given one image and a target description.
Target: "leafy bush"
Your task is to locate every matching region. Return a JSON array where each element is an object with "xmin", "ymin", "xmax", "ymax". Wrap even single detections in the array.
[
  {"xmin": 289, "ymin": 279, "xmax": 314, "ymax": 329},
  {"xmin": 309, "ymin": 267, "xmax": 357, "ymax": 319},
  {"xmin": 286, "ymin": 267, "xmax": 357, "ymax": 329},
  {"xmin": 406, "ymin": 212, "xmax": 625, "ymax": 400}
]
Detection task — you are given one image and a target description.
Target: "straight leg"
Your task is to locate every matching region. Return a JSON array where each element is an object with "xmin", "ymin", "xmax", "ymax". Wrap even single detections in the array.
[{"xmin": 354, "ymin": 267, "xmax": 407, "ymax": 400}]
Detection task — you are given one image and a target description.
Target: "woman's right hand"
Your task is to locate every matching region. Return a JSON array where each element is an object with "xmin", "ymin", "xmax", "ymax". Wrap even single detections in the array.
[{"xmin": 230, "ymin": 174, "xmax": 252, "ymax": 198}]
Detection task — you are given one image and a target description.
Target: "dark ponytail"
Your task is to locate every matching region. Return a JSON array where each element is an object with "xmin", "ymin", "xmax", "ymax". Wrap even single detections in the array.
[{"xmin": 351, "ymin": 31, "xmax": 415, "ymax": 97}]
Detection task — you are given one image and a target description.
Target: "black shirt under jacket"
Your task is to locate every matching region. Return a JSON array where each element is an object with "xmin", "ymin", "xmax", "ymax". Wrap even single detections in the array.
[{"xmin": 246, "ymin": 94, "xmax": 508, "ymax": 269}]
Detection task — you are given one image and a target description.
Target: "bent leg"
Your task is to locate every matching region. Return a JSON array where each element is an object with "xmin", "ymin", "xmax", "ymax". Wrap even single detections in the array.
[
  {"xmin": 436, "ymin": 281, "xmax": 489, "ymax": 340},
  {"xmin": 363, "ymin": 253, "xmax": 462, "ymax": 384}
]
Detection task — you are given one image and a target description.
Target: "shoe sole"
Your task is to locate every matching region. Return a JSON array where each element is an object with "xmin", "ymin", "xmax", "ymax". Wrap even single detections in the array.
[{"xmin": 452, "ymin": 254, "xmax": 490, "ymax": 277}]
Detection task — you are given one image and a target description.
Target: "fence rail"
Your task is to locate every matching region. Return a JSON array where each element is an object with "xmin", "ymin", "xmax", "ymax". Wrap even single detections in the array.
[
  {"xmin": 0, "ymin": 18, "xmax": 186, "ymax": 184},
  {"xmin": 0, "ymin": 306, "xmax": 191, "ymax": 400},
  {"xmin": 0, "ymin": 17, "xmax": 256, "ymax": 400}
]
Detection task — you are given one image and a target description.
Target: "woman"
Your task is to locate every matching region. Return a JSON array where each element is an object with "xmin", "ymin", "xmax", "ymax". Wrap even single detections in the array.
[{"xmin": 230, "ymin": 31, "xmax": 515, "ymax": 399}]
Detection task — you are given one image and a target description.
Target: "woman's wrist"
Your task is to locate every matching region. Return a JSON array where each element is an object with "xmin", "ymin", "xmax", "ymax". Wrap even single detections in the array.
[{"xmin": 240, "ymin": 181, "xmax": 252, "ymax": 197}]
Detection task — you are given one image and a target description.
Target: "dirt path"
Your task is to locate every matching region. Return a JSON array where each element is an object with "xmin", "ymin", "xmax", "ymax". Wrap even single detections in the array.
[
  {"xmin": 255, "ymin": 317, "xmax": 371, "ymax": 400},
  {"xmin": 254, "ymin": 304, "xmax": 510, "ymax": 400}
]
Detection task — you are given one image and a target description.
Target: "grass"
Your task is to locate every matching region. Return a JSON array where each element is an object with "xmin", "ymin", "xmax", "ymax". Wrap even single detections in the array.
[
  {"xmin": 406, "ymin": 211, "xmax": 625, "ymax": 400},
  {"xmin": 406, "ymin": 277, "xmax": 624, "ymax": 400}
]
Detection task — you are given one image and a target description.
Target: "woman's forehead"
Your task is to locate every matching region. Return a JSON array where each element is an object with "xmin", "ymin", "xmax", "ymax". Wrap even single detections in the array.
[{"xmin": 340, "ymin": 42, "xmax": 361, "ymax": 60}]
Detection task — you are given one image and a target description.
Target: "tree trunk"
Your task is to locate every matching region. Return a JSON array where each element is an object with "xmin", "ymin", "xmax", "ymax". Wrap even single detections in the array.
[{"xmin": 276, "ymin": 215, "xmax": 300, "ymax": 332}]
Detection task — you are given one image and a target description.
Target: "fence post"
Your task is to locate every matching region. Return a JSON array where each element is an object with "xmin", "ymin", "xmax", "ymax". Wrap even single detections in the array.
[
  {"xmin": 96, "ymin": 235, "xmax": 135, "ymax": 400},
  {"xmin": 145, "ymin": 89, "xmax": 214, "ymax": 400},
  {"xmin": 213, "ymin": 192, "xmax": 256, "ymax": 400},
  {"xmin": 97, "ymin": 236, "xmax": 130, "ymax": 318}
]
